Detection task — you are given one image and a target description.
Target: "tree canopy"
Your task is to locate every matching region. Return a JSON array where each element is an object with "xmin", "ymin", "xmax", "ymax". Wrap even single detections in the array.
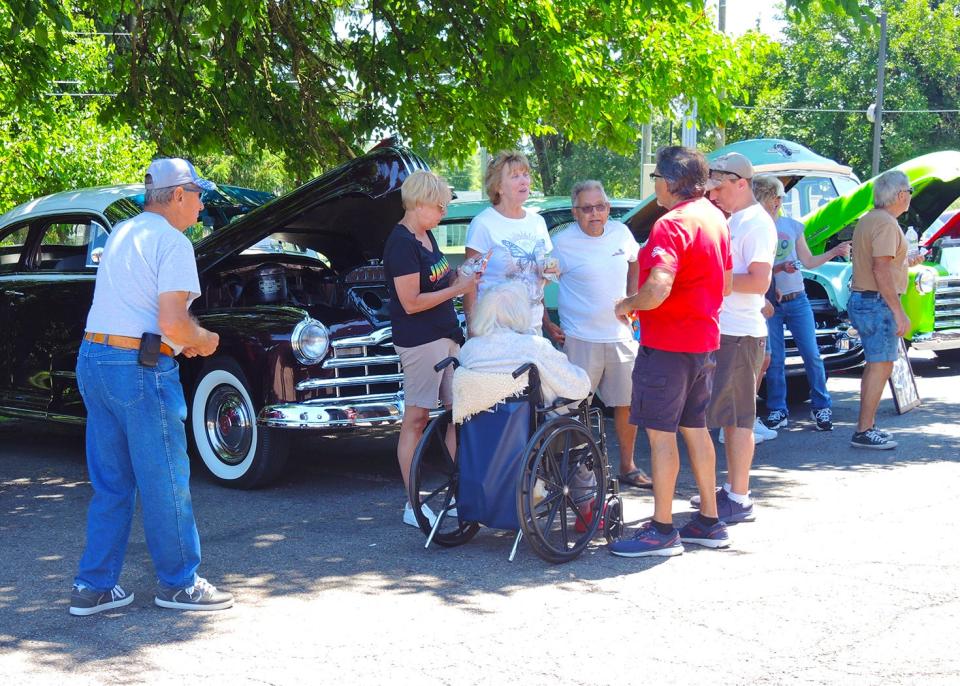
[{"xmin": 727, "ymin": 0, "xmax": 960, "ymax": 178}]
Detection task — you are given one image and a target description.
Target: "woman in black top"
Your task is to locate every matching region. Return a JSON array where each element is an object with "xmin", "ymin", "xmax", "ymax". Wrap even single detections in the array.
[{"xmin": 383, "ymin": 170, "xmax": 480, "ymax": 528}]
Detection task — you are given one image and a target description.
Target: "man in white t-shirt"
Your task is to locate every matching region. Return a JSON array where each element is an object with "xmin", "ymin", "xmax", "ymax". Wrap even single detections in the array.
[
  {"xmin": 704, "ymin": 153, "xmax": 777, "ymax": 524},
  {"xmin": 70, "ymin": 158, "xmax": 233, "ymax": 616},
  {"xmin": 545, "ymin": 181, "xmax": 650, "ymax": 489}
]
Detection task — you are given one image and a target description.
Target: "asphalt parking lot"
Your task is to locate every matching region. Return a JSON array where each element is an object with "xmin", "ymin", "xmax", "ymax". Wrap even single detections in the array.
[{"xmin": 2, "ymin": 350, "xmax": 959, "ymax": 685}]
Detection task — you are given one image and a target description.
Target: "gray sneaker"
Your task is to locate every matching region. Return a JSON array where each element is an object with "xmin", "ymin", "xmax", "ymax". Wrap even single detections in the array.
[
  {"xmin": 69, "ymin": 583, "xmax": 134, "ymax": 616},
  {"xmin": 154, "ymin": 577, "xmax": 234, "ymax": 611}
]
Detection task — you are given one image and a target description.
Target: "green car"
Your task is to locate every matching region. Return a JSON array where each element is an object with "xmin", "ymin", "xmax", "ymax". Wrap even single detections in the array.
[
  {"xmin": 621, "ymin": 138, "xmax": 866, "ymax": 383},
  {"xmin": 802, "ymin": 151, "xmax": 960, "ymax": 360}
]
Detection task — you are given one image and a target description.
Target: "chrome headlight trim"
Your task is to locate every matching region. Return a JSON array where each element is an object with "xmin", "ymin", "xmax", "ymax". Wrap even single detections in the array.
[
  {"xmin": 915, "ymin": 268, "xmax": 935, "ymax": 295},
  {"xmin": 291, "ymin": 318, "xmax": 330, "ymax": 365}
]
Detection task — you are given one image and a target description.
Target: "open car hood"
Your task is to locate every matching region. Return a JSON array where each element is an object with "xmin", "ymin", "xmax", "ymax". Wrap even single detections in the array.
[
  {"xmin": 622, "ymin": 138, "xmax": 856, "ymax": 241},
  {"xmin": 194, "ymin": 145, "xmax": 430, "ymax": 274},
  {"xmin": 923, "ymin": 211, "xmax": 960, "ymax": 247},
  {"xmin": 804, "ymin": 151, "xmax": 960, "ymax": 253}
]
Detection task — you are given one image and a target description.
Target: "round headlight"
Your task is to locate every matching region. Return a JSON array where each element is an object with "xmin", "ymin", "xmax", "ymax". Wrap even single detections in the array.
[
  {"xmin": 291, "ymin": 318, "xmax": 330, "ymax": 365},
  {"xmin": 915, "ymin": 268, "xmax": 935, "ymax": 295}
]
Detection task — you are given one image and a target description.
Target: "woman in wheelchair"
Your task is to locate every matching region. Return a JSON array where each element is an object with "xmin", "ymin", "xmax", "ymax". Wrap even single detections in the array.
[
  {"xmin": 408, "ymin": 281, "xmax": 621, "ymax": 562},
  {"xmin": 458, "ymin": 281, "xmax": 591, "ymax": 410}
]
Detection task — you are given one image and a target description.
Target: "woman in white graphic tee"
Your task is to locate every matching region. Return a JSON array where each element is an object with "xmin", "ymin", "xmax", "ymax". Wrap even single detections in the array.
[{"xmin": 464, "ymin": 150, "xmax": 553, "ymax": 335}]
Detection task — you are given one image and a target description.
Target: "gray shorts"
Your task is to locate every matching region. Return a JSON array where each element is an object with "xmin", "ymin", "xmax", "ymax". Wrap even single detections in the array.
[
  {"xmin": 563, "ymin": 336, "xmax": 638, "ymax": 407},
  {"xmin": 706, "ymin": 334, "xmax": 765, "ymax": 430},
  {"xmin": 395, "ymin": 338, "xmax": 459, "ymax": 409}
]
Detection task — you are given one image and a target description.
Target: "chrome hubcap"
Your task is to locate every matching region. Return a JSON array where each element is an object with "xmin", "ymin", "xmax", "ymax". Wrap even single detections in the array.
[{"xmin": 205, "ymin": 384, "xmax": 253, "ymax": 465}]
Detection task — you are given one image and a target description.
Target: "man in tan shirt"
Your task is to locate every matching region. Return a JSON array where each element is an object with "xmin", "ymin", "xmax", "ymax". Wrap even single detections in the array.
[{"xmin": 847, "ymin": 169, "xmax": 916, "ymax": 450}]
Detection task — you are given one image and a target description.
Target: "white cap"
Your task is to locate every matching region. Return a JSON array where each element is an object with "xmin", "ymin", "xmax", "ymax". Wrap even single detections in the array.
[{"xmin": 144, "ymin": 158, "xmax": 216, "ymax": 191}]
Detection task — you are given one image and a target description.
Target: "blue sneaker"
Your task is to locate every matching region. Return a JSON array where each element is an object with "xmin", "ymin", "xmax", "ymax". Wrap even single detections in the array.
[
  {"xmin": 716, "ymin": 489, "xmax": 755, "ymax": 523},
  {"xmin": 608, "ymin": 522, "xmax": 683, "ymax": 558},
  {"xmin": 679, "ymin": 517, "xmax": 730, "ymax": 548}
]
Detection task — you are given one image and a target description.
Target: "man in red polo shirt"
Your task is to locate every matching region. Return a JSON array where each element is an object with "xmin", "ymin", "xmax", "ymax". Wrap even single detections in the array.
[{"xmin": 610, "ymin": 146, "xmax": 733, "ymax": 558}]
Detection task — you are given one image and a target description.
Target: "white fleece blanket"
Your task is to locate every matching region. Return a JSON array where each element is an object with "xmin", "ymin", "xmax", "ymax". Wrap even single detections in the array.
[{"xmin": 451, "ymin": 367, "xmax": 529, "ymax": 424}]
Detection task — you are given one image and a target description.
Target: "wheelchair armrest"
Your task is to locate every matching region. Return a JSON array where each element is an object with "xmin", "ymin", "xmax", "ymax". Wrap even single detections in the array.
[
  {"xmin": 511, "ymin": 362, "xmax": 538, "ymax": 379},
  {"xmin": 434, "ymin": 357, "xmax": 460, "ymax": 373}
]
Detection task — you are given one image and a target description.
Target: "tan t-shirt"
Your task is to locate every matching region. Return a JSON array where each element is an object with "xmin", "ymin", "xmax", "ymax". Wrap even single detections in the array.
[{"xmin": 851, "ymin": 208, "xmax": 908, "ymax": 294}]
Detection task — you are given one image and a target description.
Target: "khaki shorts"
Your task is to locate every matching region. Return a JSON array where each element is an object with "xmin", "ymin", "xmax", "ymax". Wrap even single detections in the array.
[
  {"xmin": 564, "ymin": 336, "xmax": 638, "ymax": 407},
  {"xmin": 706, "ymin": 334, "xmax": 765, "ymax": 429},
  {"xmin": 395, "ymin": 338, "xmax": 460, "ymax": 409}
]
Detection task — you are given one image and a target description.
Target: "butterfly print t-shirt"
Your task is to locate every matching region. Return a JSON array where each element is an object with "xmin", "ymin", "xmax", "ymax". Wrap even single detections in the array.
[
  {"xmin": 465, "ymin": 206, "xmax": 552, "ymax": 332},
  {"xmin": 383, "ymin": 224, "xmax": 461, "ymax": 348}
]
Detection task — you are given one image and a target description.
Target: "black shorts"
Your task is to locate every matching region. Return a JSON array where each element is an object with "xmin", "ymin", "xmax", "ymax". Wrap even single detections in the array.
[{"xmin": 629, "ymin": 346, "xmax": 717, "ymax": 433}]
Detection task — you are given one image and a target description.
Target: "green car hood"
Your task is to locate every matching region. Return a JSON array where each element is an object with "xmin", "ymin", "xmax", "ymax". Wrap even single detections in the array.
[
  {"xmin": 622, "ymin": 138, "xmax": 855, "ymax": 240},
  {"xmin": 804, "ymin": 150, "xmax": 960, "ymax": 253}
]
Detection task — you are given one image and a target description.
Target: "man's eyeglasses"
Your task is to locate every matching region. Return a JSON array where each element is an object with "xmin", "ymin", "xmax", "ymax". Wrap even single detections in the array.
[
  {"xmin": 575, "ymin": 203, "xmax": 609, "ymax": 214},
  {"xmin": 902, "ymin": 187, "xmax": 914, "ymax": 195},
  {"xmin": 649, "ymin": 172, "xmax": 665, "ymax": 180},
  {"xmin": 182, "ymin": 185, "xmax": 204, "ymax": 195}
]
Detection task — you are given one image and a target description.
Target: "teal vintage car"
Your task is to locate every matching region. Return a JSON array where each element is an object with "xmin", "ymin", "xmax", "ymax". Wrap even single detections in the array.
[
  {"xmin": 621, "ymin": 138, "xmax": 866, "ymax": 384},
  {"xmin": 802, "ymin": 151, "xmax": 960, "ymax": 360}
]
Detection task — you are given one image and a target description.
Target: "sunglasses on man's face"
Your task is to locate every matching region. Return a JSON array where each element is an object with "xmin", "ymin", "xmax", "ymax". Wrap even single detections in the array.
[{"xmin": 575, "ymin": 203, "xmax": 609, "ymax": 214}]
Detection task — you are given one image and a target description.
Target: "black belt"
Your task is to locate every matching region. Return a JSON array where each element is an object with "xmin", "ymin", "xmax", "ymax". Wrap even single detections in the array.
[
  {"xmin": 853, "ymin": 290, "xmax": 882, "ymax": 299},
  {"xmin": 779, "ymin": 291, "xmax": 803, "ymax": 303}
]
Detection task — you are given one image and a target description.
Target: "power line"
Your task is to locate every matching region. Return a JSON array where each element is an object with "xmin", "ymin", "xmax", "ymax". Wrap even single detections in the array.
[{"xmin": 734, "ymin": 105, "xmax": 960, "ymax": 114}]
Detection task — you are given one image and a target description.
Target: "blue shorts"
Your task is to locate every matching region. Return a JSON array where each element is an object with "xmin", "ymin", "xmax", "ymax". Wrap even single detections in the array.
[{"xmin": 848, "ymin": 291, "xmax": 899, "ymax": 363}]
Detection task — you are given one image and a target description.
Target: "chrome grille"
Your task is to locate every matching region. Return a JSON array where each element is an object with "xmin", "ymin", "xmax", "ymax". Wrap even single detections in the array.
[
  {"xmin": 296, "ymin": 328, "xmax": 402, "ymax": 398},
  {"xmin": 935, "ymin": 276, "xmax": 960, "ymax": 330}
]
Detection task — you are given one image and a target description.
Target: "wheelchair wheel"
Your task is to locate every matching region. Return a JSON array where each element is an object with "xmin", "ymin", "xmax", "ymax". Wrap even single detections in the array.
[
  {"xmin": 408, "ymin": 410, "xmax": 479, "ymax": 547},
  {"xmin": 603, "ymin": 495, "xmax": 624, "ymax": 543},
  {"xmin": 517, "ymin": 417, "xmax": 605, "ymax": 563}
]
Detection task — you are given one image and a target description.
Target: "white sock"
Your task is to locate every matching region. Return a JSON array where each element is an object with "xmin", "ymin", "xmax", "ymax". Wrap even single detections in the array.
[{"xmin": 726, "ymin": 489, "xmax": 752, "ymax": 506}]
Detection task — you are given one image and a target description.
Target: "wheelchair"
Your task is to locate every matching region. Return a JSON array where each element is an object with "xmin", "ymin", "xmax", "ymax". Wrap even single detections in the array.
[{"xmin": 407, "ymin": 357, "xmax": 624, "ymax": 563}]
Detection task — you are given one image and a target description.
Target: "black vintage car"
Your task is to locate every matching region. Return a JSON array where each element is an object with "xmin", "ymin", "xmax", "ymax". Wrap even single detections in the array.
[{"xmin": 0, "ymin": 144, "xmax": 430, "ymax": 487}]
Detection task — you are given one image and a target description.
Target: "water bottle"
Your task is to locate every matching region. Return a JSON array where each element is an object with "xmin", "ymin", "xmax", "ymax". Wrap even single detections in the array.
[
  {"xmin": 905, "ymin": 226, "xmax": 919, "ymax": 259},
  {"xmin": 626, "ymin": 311, "xmax": 641, "ymax": 341}
]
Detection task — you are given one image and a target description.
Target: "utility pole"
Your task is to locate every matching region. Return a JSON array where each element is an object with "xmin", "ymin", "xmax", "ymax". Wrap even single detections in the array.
[
  {"xmin": 871, "ymin": 11, "xmax": 888, "ymax": 177},
  {"xmin": 717, "ymin": 0, "xmax": 727, "ymax": 147}
]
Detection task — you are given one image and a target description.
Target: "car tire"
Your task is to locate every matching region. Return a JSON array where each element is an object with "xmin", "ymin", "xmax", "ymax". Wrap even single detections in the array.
[
  {"xmin": 188, "ymin": 357, "xmax": 289, "ymax": 489},
  {"xmin": 935, "ymin": 348, "xmax": 960, "ymax": 363}
]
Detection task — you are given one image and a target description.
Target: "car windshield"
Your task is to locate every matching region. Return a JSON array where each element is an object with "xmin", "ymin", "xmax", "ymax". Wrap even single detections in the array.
[{"xmin": 105, "ymin": 186, "xmax": 275, "ymax": 244}]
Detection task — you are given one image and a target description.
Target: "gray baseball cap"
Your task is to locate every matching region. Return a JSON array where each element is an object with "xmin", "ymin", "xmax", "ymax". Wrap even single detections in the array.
[
  {"xmin": 706, "ymin": 152, "xmax": 754, "ymax": 189},
  {"xmin": 144, "ymin": 158, "xmax": 216, "ymax": 191}
]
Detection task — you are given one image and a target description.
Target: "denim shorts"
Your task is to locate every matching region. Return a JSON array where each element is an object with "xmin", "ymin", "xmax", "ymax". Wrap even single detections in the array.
[{"xmin": 848, "ymin": 291, "xmax": 899, "ymax": 363}]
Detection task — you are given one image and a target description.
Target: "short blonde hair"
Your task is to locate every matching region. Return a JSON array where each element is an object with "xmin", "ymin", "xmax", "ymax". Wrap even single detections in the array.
[
  {"xmin": 400, "ymin": 170, "xmax": 452, "ymax": 211},
  {"xmin": 752, "ymin": 175, "xmax": 785, "ymax": 205},
  {"xmin": 471, "ymin": 281, "xmax": 531, "ymax": 336},
  {"xmin": 484, "ymin": 150, "xmax": 530, "ymax": 204}
]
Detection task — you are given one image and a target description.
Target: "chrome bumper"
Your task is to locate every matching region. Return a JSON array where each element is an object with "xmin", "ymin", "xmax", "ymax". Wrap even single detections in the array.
[
  {"xmin": 258, "ymin": 392, "xmax": 405, "ymax": 429},
  {"xmin": 910, "ymin": 330, "xmax": 960, "ymax": 351},
  {"xmin": 257, "ymin": 392, "xmax": 443, "ymax": 429}
]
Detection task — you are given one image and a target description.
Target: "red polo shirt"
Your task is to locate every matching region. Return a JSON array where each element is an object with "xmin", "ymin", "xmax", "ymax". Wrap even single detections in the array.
[{"xmin": 635, "ymin": 197, "xmax": 732, "ymax": 353}]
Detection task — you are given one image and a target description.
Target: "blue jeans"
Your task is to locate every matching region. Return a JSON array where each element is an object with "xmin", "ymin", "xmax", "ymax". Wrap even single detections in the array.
[
  {"xmin": 74, "ymin": 340, "xmax": 200, "ymax": 591},
  {"xmin": 765, "ymin": 293, "xmax": 830, "ymax": 413}
]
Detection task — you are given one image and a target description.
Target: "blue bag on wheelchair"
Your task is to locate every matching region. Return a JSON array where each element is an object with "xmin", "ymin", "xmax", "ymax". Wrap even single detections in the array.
[{"xmin": 456, "ymin": 398, "xmax": 532, "ymax": 530}]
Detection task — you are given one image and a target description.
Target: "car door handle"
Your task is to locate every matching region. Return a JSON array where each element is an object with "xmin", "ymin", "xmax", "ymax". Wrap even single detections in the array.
[{"xmin": 4, "ymin": 290, "xmax": 25, "ymax": 297}]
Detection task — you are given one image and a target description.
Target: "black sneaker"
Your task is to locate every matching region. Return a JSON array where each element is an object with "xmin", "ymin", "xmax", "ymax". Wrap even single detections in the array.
[
  {"xmin": 154, "ymin": 577, "xmax": 234, "ymax": 611},
  {"xmin": 851, "ymin": 428, "xmax": 898, "ymax": 450},
  {"xmin": 871, "ymin": 425, "xmax": 892, "ymax": 440},
  {"xmin": 69, "ymin": 583, "xmax": 134, "ymax": 616},
  {"xmin": 810, "ymin": 408, "xmax": 833, "ymax": 431},
  {"xmin": 763, "ymin": 409, "xmax": 788, "ymax": 430}
]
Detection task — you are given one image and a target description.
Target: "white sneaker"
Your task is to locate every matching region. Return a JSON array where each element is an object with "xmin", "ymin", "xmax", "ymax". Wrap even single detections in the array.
[
  {"xmin": 719, "ymin": 424, "xmax": 775, "ymax": 445},
  {"xmin": 754, "ymin": 417, "xmax": 778, "ymax": 442},
  {"xmin": 404, "ymin": 501, "xmax": 449, "ymax": 528}
]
